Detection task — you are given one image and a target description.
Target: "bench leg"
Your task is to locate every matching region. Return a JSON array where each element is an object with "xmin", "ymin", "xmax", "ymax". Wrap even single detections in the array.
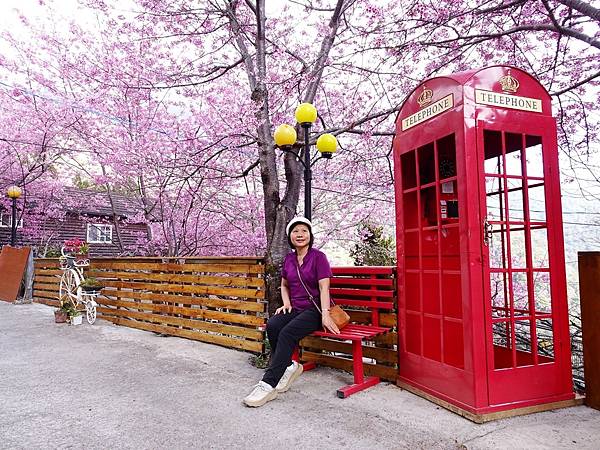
[
  {"xmin": 336, "ymin": 340, "xmax": 380, "ymax": 398},
  {"xmin": 292, "ymin": 346, "xmax": 317, "ymax": 371}
]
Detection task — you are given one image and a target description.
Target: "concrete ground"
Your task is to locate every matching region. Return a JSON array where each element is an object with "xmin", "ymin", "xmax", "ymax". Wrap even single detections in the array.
[{"xmin": 1, "ymin": 301, "xmax": 599, "ymax": 450}]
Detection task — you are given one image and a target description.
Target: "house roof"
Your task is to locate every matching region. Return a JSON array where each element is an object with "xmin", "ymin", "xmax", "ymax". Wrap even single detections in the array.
[{"xmin": 60, "ymin": 187, "xmax": 150, "ymax": 220}]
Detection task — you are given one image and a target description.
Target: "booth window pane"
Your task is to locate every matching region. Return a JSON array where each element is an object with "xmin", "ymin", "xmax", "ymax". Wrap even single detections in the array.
[
  {"xmin": 420, "ymin": 186, "xmax": 438, "ymax": 228},
  {"xmin": 440, "ymin": 226, "xmax": 460, "ymax": 270},
  {"xmin": 510, "ymin": 228, "xmax": 527, "ymax": 269},
  {"xmin": 404, "ymin": 230, "xmax": 420, "ymax": 270},
  {"xmin": 530, "ymin": 226, "xmax": 549, "ymax": 268},
  {"xmin": 486, "ymin": 177, "xmax": 505, "ymax": 221},
  {"xmin": 401, "ymin": 151, "xmax": 417, "ymax": 190},
  {"xmin": 493, "ymin": 321, "xmax": 513, "ymax": 369},
  {"xmin": 418, "ymin": 142, "xmax": 435, "ymax": 185},
  {"xmin": 489, "ymin": 224, "xmax": 508, "ymax": 269},
  {"xmin": 405, "ymin": 271, "xmax": 421, "ymax": 312},
  {"xmin": 490, "ymin": 271, "xmax": 509, "ymax": 318},
  {"xmin": 515, "ymin": 320, "xmax": 534, "ymax": 367},
  {"xmin": 423, "ymin": 316, "xmax": 442, "ymax": 362},
  {"xmin": 533, "ymin": 271, "xmax": 552, "ymax": 314},
  {"xmin": 483, "ymin": 130, "xmax": 503, "ymax": 169},
  {"xmin": 423, "ymin": 272, "xmax": 441, "ymax": 315},
  {"xmin": 421, "ymin": 229, "xmax": 438, "ymax": 270},
  {"xmin": 512, "ymin": 272, "xmax": 530, "ymax": 315},
  {"xmin": 442, "ymin": 272, "xmax": 462, "ymax": 319},
  {"xmin": 536, "ymin": 319, "xmax": 555, "ymax": 361},
  {"xmin": 505, "ymin": 132, "xmax": 523, "ymax": 176},
  {"xmin": 525, "ymin": 135, "xmax": 544, "ymax": 178},
  {"xmin": 403, "ymin": 191, "xmax": 418, "ymax": 229},
  {"xmin": 437, "ymin": 134, "xmax": 457, "ymax": 179},
  {"xmin": 528, "ymin": 182, "xmax": 547, "ymax": 222},
  {"xmin": 506, "ymin": 178, "xmax": 524, "ymax": 222},
  {"xmin": 443, "ymin": 320, "xmax": 464, "ymax": 369},
  {"xmin": 406, "ymin": 312, "xmax": 421, "ymax": 355}
]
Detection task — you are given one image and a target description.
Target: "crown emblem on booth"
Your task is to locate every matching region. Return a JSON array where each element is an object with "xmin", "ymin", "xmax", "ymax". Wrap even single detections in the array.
[
  {"xmin": 417, "ymin": 87, "xmax": 434, "ymax": 107},
  {"xmin": 499, "ymin": 71, "xmax": 519, "ymax": 93}
]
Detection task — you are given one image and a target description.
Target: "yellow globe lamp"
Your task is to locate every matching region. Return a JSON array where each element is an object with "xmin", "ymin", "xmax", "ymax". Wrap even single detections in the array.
[
  {"xmin": 316, "ymin": 133, "xmax": 338, "ymax": 158},
  {"xmin": 273, "ymin": 124, "xmax": 297, "ymax": 147},
  {"xmin": 295, "ymin": 103, "xmax": 318, "ymax": 124},
  {"xmin": 7, "ymin": 185, "xmax": 22, "ymax": 199}
]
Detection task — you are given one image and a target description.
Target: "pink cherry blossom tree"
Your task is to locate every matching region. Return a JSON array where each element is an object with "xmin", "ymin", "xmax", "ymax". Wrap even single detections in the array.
[{"xmin": 0, "ymin": 0, "xmax": 598, "ymax": 309}]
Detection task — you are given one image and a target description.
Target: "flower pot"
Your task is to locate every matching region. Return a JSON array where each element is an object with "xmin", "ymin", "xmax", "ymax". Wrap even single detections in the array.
[
  {"xmin": 81, "ymin": 285, "xmax": 102, "ymax": 293},
  {"xmin": 71, "ymin": 314, "xmax": 83, "ymax": 326},
  {"xmin": 54, "ymin": 309, "xmax": 68, "ymax": 323},
  {"xmin": 75, "ymin": 254, "xmax": 89, "ymax": 265}
]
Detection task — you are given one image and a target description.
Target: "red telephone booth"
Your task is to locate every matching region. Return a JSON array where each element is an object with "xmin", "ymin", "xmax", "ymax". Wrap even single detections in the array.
[{"xmin": 393, "ymin": 66, "xmax": 574, "ymax": 418}]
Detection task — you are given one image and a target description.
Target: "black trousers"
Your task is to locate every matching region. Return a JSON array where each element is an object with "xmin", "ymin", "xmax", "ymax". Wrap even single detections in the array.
[{"xmin": 262, "ymin": 307, "xmax": 322, "ymax": 388}]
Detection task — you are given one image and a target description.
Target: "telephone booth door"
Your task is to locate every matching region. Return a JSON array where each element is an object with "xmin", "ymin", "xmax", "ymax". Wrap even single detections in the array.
[{"xmin": 477, "ymin": 114, "xmax": 573, "ymax": 405}]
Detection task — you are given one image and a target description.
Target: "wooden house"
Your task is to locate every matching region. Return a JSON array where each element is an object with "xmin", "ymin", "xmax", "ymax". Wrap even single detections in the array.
[{"xmin": 0, "ymin": 187, "xmax": 152, "ymax": 257}]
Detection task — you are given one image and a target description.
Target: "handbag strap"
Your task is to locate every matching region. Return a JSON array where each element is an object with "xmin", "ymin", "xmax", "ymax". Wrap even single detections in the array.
[{"xmin": 295, "ymin": 260, "xmax": 335, "ymax": 315}]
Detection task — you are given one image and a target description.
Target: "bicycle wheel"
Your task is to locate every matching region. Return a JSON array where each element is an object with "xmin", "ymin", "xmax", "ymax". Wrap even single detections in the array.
[
  {"xmin": 85, "ymin": 299, "xmax": 97, "ymax": 325},
  {"xmin": 59, "ymin": 269, "xmax": 80, "ymax": 308}
]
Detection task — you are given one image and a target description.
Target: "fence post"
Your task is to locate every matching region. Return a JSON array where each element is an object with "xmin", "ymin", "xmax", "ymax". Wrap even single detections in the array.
[{"xmin": 578, "ymin": 251, "xmax": 600, "ymax": 411}]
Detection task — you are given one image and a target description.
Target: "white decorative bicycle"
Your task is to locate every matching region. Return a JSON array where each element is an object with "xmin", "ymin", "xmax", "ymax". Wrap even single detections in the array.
[{"xmin": 59, "ymin": 247, "xmax": 98, "ymax": 325}]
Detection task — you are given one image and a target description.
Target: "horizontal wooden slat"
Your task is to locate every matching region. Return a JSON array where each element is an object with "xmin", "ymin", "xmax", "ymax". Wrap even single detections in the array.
[
  {"xmin": 312, "ymin": 324, "xmax": 390, "ymax": 341},
  {"xmin": 35, "ymin": 268, "xmax": 63, "ymax": 276},
  {"xmin": 301, "ymin": 351, "xmax": 397, "ymax": 381},
  {"xmin": 86, "ymin": 270, "xmax": 264, "ymax": 288},
  {"xmin": 333, "ymin": 299, "xmax": 395, "ymax": 309},
  {"xmin": 330, "ymin": 287, "xmax": 394, "ymax": 298},
  {"xmin": 34, "ymin": 298, "xmax": 60, "ymax": 307},
  {"xmin": 301, "ymin": 336, "xmax": 397, "ymax": 364},
  {"xmin": 98, "ymin": 298, "xmax": 264, "ymax": 326},
  {"xmin": 33, "ymin": 289, "xmax": 59, "ymax": 299},
  {"xmin": 33, "ymin": 275, "xmax": 61, "ymax": 283},
  {"xmin": 97, "ymin": 307, "xmax": 262, "ymax": 340},
  {"xmin": 98, "ymin": 280, "xmax": 264, "ymax": 299},
  {"xmin": 332, "ymin": 266, "xmax": 395, "ymax": 276},
  {"xmin": 103, "ymin": 289, "xmax": 265, "ymax": 312},
  {"xmin": 330, "ymin": 277, "xmax": 394, "ymax": 288},
  {"xmin": 90, "ymin": 261, "xmax": 264, "ymax": 274},
  {"xmin": 347, "ymin": 310, "xmax": 397, "ymax": 326},
  {"xmin": 101, "ymin": 316, "xmax": 263, "ymax": 353},
  {"xmin": 32, "ymin": 282, "xmax": 61, "ymax": 292}
]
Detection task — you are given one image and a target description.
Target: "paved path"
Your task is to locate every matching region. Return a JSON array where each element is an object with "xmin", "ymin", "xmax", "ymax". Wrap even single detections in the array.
[{"xmin": 1, "ymin": 301, "xmax": 599, "ymax": 449}]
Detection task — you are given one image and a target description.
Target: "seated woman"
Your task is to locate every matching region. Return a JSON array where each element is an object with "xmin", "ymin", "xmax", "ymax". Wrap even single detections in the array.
[{"xmin": 243, "ymin": 217, "xmax": 339, "ymax": 407}]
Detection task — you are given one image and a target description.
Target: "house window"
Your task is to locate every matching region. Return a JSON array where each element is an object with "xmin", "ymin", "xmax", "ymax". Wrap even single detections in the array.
[
  {"xmin": 0, "ymin": 213, "xmax": 23, "ymax": 228},
  {"xmin": 87, "ymin": 224, "xmax": 113, "ymax": 243}
]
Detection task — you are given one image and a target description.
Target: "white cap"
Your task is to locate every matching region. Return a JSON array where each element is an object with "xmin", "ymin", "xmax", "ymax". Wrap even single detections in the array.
[{"xmin": 286, "ymin": 217, "xmax": 312, "ymax": 236}]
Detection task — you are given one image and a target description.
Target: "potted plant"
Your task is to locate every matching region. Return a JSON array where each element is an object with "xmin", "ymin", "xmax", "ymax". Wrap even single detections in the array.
[
  {"xmin": 70, "ymin": 311, "xmax": 83, "ymax": 326},
  {"xmin": 80, "ymin": 277, "xmax": 103, "ymax": 293},
  {"xmin": 54, "ymin": 307, "xmax": 68, "ymax": 323},
  {"xmin": 55, "ymin": 301, "xmax": 78, "ymax": 324},
  {"xmin": 63, "ymin": 239, "xmax": 90, "ymax": 264},
  {"xmin": 60, "ymin": 302, "xmax": 82, "ymax": 325}
]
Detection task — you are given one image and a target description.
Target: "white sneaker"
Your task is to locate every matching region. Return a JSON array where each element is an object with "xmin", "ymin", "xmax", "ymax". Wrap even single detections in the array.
[
  {"xmin": 275, "ymin": 361, "xmax": 303, "ymax": 393},
  {"xmin": 243, "ymin": 381, "xmax": 277, "ymax": 407}
]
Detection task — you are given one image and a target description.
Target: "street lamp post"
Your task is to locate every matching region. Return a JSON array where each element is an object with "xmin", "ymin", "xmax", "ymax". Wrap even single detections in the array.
[
  {"xmin": 6, "ymin": 185, "xmax": 22, "ymax": 246},
  {"xmin": 273, "ymin": 103, "xmax": 338, "ymax": 221}
]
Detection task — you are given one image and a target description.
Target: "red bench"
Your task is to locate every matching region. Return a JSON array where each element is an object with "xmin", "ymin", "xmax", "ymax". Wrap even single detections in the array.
[{"xmin": 295, "ymin": 266, "xmax": 395, "ymax": 398}]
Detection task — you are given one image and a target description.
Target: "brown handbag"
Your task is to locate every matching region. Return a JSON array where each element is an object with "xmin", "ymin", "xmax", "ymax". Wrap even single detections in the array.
[
  {"xmin": 296, "ymin": 265, "xmax": 350, "ymax": 330},
  {"xmin": 328, "ymin": 304, "xmax": 351, "ymax": 329}
]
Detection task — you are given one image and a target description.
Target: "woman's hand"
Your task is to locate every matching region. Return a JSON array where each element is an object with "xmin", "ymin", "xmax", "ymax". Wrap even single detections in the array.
[
  {"xmin": 275, "ymin": 304, "xmax": 292, "ymax": 314},
  {"xmin": 322, "ymin": 311, "xmax": 340, "ymax": 334}
]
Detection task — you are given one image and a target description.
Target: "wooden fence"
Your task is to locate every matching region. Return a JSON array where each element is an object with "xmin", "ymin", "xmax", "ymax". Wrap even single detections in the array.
[
  {"xmin": 33, "ymin": 257, "xmax": 267, "ymax": 353},
  {"xmin": 33, "ymin": 258, "xmax": 397, "ymax": 380}
]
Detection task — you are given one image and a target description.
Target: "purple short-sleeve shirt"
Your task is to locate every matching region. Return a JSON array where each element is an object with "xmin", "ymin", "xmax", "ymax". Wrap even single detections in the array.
[{"xmin": 281, "ymin": 247, "xmax": 333, "ymax": 311}]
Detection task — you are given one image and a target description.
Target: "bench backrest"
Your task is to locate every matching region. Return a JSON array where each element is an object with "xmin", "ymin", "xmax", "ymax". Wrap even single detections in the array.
[{"xmin": 330, "ymin": 266, "xmax": 395, "ymax": 327}]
